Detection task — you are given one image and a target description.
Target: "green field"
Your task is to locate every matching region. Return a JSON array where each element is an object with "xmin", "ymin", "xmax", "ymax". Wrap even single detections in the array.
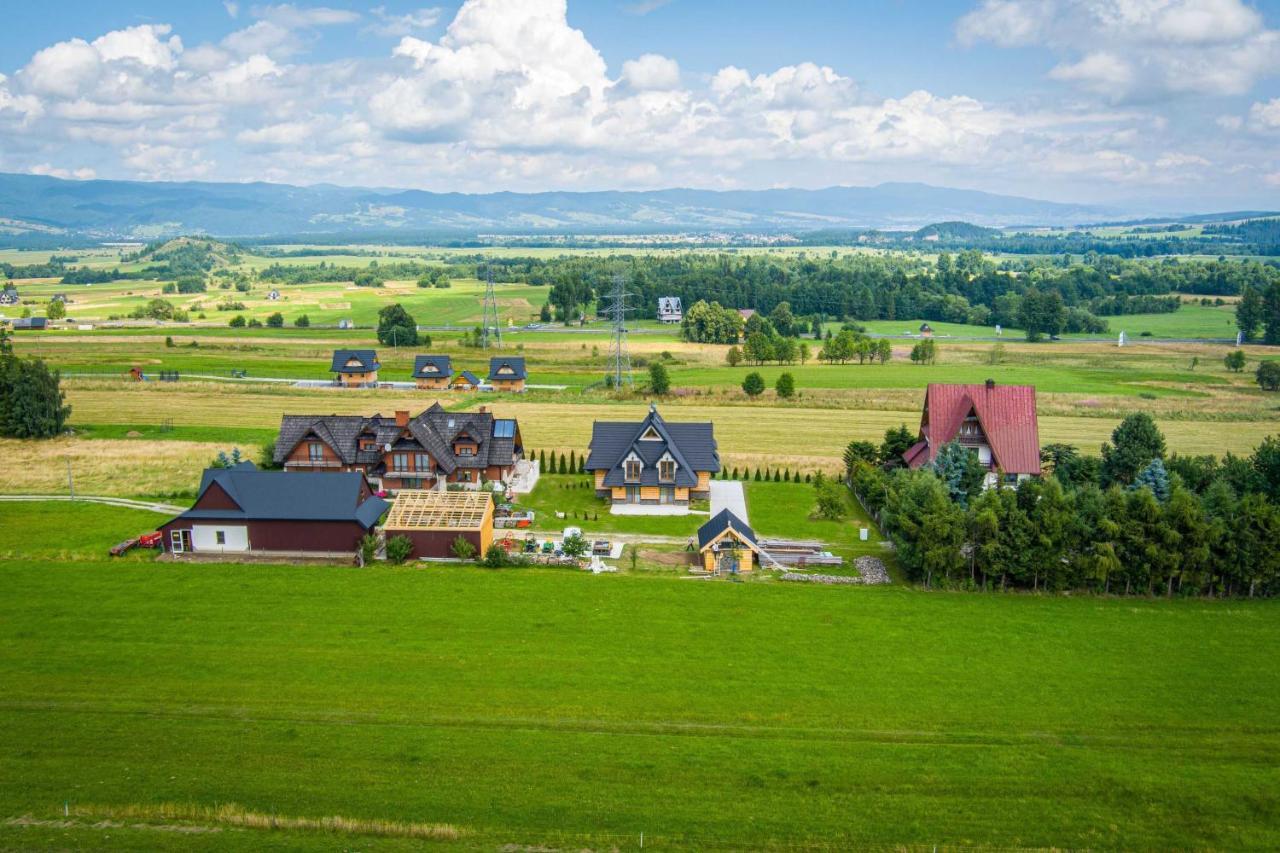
[{"xmin": 0, "ymin": 502, "xmax": 1277, "ymax": 850}]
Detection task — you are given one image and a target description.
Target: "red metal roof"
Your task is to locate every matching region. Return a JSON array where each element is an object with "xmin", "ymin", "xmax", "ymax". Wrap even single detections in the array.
[{"xmin": 906, "ymin": 383, "xmax": 1041, "ymax": 475}]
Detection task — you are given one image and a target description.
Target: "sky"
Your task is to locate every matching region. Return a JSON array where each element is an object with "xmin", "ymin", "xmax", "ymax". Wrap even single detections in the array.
[{"xmin": 1, "ymin": 0, "xmax": 1279, "ymax": 210}]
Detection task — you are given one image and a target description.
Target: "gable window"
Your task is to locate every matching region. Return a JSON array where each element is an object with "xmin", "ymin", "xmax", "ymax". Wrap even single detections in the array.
[
  {"xmin": 456, "ymin": 444, "xmax": 476, "ymax": 457},
  {"xmin": 658, "ymin": 459, "xmax": 675, "ymax": 482},
  {"xmin": 414, "ymin": 453, "xmax": 430, "ymax": 470},
  {"xmin": 640, "ymin": 427, "xmax": 661, "ymax": 441},
  {"xmin": 393, "ymin": 452, "xmax": 409, "ymax": 471},
  {"xmin": 625, "ymin": 459, "xmax": 642, "ymax": 481},
  {"xmin": 308, "ymin": 442, "xmax": 324, "ymax": 462}
]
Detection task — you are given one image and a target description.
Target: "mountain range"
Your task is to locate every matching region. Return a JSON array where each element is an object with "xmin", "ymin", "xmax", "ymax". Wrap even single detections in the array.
[{"xmin": 0, "ymin": 172, "xmax": 1129, "ymax": 240}]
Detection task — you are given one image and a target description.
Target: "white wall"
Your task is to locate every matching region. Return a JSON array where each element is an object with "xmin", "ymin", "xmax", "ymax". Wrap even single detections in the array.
[{"xmin": 192, "ymin": 524, "xmax": 249, "ymax": 552}]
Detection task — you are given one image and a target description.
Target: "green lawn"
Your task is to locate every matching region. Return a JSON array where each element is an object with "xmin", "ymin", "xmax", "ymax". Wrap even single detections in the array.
[
  {"xmin": 0, "ymin": 513, "xmax": 1277, "ymax": 849},
  {"xmin": 0, "ymin": 500, "xmax": 165, "ymax": 561}
]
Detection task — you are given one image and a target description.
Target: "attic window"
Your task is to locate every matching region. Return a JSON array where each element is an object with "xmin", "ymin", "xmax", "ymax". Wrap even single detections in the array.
[
  {"xmin": 345, "ymin": 358, "xmax": 361, "ymax": 368},
  {"xmin": 422, "ymin": 365, "xmax": 437, "ymax": 373},
  {"xmin": 447, "ymin": 418, "xmax": 456, "ymax": 428},
  {"xmin": 658, "ymin": 459, "xmax": 675, "ymax": 482},
  {"xmin": 625, "ymin": 459, "xmax": 642, "ymax": 481},
  {"xmin": 640, "ymin": 427, "xmax": 661, "ymax": 441},
  {"xmin": 308, "ymin": 442, "xmax": 324, "ymax": 461},
  {"xmin": 498, "ymin": 366, "xmax": 513, "ymax": 375}
]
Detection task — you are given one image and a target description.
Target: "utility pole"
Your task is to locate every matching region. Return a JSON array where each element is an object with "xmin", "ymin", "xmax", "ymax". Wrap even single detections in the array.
[
  {"xmin": 481, "ymin": 264, "xmax": 502, "ymax": 349},
  {"xmin": 600, "ymin": 274, "xmax": 634, "ymax": 388}
]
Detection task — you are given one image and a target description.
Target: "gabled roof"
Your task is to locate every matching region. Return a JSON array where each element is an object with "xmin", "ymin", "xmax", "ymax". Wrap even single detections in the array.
[
  {"xmin": 658, "ymin": 296, "xmax": 682, "ymax": 313},
  {"xmin": 487, "ymin": 356, "xmax": 527, "ymax": 381},
  {"xmin": 174, "ymin": 462, "xmax": 387, "ymax": 528},
  {"xmin": 697, "ymin": 509, "xmax": 759, "ymax": 551},
  {"xmin": 330, "ymin": 349, "xmax": 379, "ymax": 373},
  {"xmin": 906, "ymin": 382, "xmax": 1041, "ymax": 475},
  {"xmin": 453, "ymin": 370, "xmax": 481, "ymax": 386},
  {"xmin": 585, "ymin": 404, "xmax": 719, "ymax": 488},
  {"xmin": 413, "ymin": 354, "xmax": 452, "ymax": 378}
]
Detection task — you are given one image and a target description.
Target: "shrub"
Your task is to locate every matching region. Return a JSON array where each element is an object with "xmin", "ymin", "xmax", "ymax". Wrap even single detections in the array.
[
  {"xmin": 358, "ymin": 534, "xmax": 378, "ymax": 564},
  {"xmin": 648, "ymin": 362, "xmax": 671, "ymax": 395},
  {"xmin": 385, "ymin": 534, "xmax": 414, "ymax": 564},
  {"xmin": 266, "ymin": 312, "xmax": 284, "ymax": 328},
  {"xmin": 294, "ymin": 314, "xmax": 310, "ymax": 328},
  {"xmin": 229, "ymin": 315, "xmax": 246, "ymax": 328},
  {"xmin": 561, "ymin": 533, "xmax": 588, "ymax": 559},
  {"xmin": 742, "ymin": 371, "xmax": 765, "ymax": 397},
  {"xmin": 1258, "ymin": 361, "xmax": 1280, "ymax": 392},
  {"xmin": 450, "ymin": 536, "xmax": 477, "ymax": 560},
  {"xmin": 775, "ymin": 372, "xmax": 795, "ymax": 398},
  {"xmin": 1224, "ymin": 349, "xmax": 1246, "ymax": 372}
]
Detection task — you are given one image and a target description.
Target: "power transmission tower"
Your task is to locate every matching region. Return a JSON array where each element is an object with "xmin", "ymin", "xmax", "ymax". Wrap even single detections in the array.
[
  {"xmin": 481, "ymin": 264, "xmax": 502, "ymax": 349},
  {"xmin": 601, "ymin": 274, "xmax": 633, "ymax": 388}
]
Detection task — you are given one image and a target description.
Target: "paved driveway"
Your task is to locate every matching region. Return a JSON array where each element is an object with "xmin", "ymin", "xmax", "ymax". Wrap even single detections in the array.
[{"xmin": 709, "ymin": 480, "xmax": 748, "ymax": 522}]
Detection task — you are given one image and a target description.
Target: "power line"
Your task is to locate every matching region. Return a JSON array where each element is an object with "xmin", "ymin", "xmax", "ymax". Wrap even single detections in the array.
[
  {"xmin": 600, "ymin": 274, "xmax": 633, "ymax": 388},
  {"xmin": 481, "ymin": 264, "xmax": 502, "ymax": 349}
]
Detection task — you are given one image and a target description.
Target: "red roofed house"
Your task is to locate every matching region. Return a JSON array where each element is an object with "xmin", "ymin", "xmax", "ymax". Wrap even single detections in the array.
[{"xmin": 903, "ymin": 380, "xmax": 1041, "ymax": 488}]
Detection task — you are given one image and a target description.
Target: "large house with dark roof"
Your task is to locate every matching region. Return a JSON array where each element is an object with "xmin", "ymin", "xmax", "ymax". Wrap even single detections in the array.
[
  {"xmin": 903, "ymin": 380, "xmax": 1041, "ymax": 488},
  {"xmin": 157, "ymin": 462, "xmax": 388, "ymax": 556},
  {"xmin": 413, "ymin": 355, "xmax": 453, "ymax": 390},
  {"xmin": 487, "ymin": 356, "xmax": 527, "ymax": 392},
  {"xmin": 585, "ymin": 404, "xmax": 719, "ymax": 514},
  {"xmin": 273, "ymin": 403, "xmax": 523, "ymax": 492},
  {"xmin": 330, "ymin": 349, "xmax": 379, "ymax": 386}
]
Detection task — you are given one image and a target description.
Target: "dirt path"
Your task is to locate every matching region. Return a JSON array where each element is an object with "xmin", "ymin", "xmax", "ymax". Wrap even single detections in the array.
[{"xmin": 0, "ymin": 495, "xmax": 185, "ymax": 514}]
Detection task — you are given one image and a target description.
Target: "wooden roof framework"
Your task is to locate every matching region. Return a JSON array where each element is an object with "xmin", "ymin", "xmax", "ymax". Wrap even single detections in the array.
[{"xmin": 384, "ymin": 490, "xmax": 492, "ymax": 531}]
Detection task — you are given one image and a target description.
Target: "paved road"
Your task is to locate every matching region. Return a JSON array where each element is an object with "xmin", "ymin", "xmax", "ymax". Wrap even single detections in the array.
[
  {"xmin": 709, "ymin": 480, "xmax": 748, "ymax": 522},
  {"xmin": 0, "ymin": 495, "xmax": 185, "ymax": 514}
]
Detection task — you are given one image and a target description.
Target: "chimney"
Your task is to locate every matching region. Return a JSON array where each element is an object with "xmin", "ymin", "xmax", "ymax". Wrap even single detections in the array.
[
  {"xmin": 395, "ymin": 410, "xmax": 409, "ymax": 427},
  {"xmin": 985, "ymin": 378, "xmax": 996, "ymax": 390},
  {"xmin": 477, "ymin": 405, "xmax": 487, "ymax": 414}
]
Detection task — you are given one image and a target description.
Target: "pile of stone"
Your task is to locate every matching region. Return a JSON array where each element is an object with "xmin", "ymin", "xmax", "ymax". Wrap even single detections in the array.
[
  {"xmin": 779, "ymin": 556, "xmax": 891, "ymax": 586},
  {"xmin": 852, "ymin": 556, "xmax": 891, "ymax": 584}
]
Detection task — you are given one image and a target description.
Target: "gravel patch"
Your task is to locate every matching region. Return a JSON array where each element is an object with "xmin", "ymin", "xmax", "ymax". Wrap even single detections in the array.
[{"xmin": 780, "ymin": 556, "xmax": 891, "ymax": 586}]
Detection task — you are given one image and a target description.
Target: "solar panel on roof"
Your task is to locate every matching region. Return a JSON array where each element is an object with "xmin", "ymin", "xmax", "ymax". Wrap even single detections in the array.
[{"xmin": 494, "ymin": 419, "xmax": 515, "ymax": 438}]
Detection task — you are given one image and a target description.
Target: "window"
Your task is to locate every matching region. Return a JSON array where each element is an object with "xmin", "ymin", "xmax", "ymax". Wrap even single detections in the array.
[
  {"xmin": 392, "ymin": 452, "xmax": 409, "ymax": 471},
  {"xmin": 401, "ymin": 477, "xmax": 422, "ymax": 489},
  {"xmin": 459, "ymin": 471, "xmax": 472, "ymax": 482},
  {"xmin": 414, "ymin": 453, "xmax": 430, "ymax": 470},
  {"xmin": 658, "ymin": 460, "xmax": 675, "ymax": 482},
  {"xmin": 457, "ymin": 445, "xmax": 476, "ymax": 457},
  {"xmin": 659, "ymin": 486, "xmax": 674, "ymax": 504},
  {"xmin": 215, "ymin": 530, "xmax": 226, "ymax": 545},
  {"xmin": 625, "ymin": 459, "xmax": 642, "ymax": 481},
  {"xmin": 308, "ymin": 442, "xmax": 324, "ymax": 461}
]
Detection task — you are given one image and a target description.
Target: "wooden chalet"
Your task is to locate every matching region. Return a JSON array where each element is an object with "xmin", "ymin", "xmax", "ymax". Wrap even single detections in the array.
[
  {"xmin": 157, "ymin": 462, "xmax": 388, "ymax": 556},
  {"xmin": 487, "ymin": 356, "xmax": 527, "ymax": 392},
  {"xmin": 273, "ymin": 403, "xmax": 523, "ymax": 493},
  {"xmin": 585, "ymin": 404, "xmax": 719, "ymax": 513},
  {"xmin": 697, "ymin": 509, "xmax": 760, "ymax": 574},
  {"xmin": 903, "ymin": 380, "xmax": 1041, "ymax": 488},
  {"xmin": 330, "ymin": 349, "xmax": 379, "ymax": 386},
  {"xmin": 413, "ymin": 355, "xmax": 452, "ymax": 390},
  {"xmin": 450, "ymin": 370, "xmax": 482, "ymax": 391}
]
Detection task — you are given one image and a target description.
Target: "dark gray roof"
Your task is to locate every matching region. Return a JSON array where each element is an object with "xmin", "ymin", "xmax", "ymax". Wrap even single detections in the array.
[
  {"xmin": 487, "ymin": 356, "xmax": 527, "ymax": 381},
  {"xmin": 177, "ymin": 463, "xmax": 387, "ymax": 528},
  {"xmin": 697, "ymin": 509, "xmax": 758, "ymax": 551},
  {"xmin": 273, "ymin": 403, "xmax": 520, "ymax": 474},
  {"xmin": 330, "ymin": 349, "xmax": 379, "ymax": 373},
  {"xmin": 585, "ymin": 405, "xmax": 719, "ymax": 488},
  {"xmin": 413, "ymin": 355, "xmax": 452, "ymax": 378},
  {"xmin": 10, "ymin": 317, "xmax": 47, "ymax": 329},
  {"xmin": 455, "ymin": 370, "xmax": 481, "ymax": 386}
]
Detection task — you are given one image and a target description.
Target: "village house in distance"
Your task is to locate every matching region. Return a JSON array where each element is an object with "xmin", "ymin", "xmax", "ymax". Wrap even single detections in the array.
[
  {"xmin": 903, "ymin": 380, "xmax": 1041, "ymax": 488},
  {"xmin": 274, "ymin": 403, "xmax": 525, "ymax": 493},
  {"xmin": 585, "ymin": 404, "xmax": 719, "ymax": 514},
  {"xmin": 330, "ymin": 349, "xmax": 379, "ymax": 386},
  {"xmin": 657, "ymin": 296, "xmax": 682, "ymax": 324},
  {"xmin": 413, "ymin": 355, "xmax": 452, "ymax": 390},
  {"xmin": 487, "ymin": 356, "xmax": 527, "ymax": 392},
  {"xmin": 159, "ymin": 462, "xmax": 388, "ymax": 556}
]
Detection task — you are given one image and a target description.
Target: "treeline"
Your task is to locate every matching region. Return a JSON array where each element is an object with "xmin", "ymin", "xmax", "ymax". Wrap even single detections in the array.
[
  {"xmin": 257, "ymin": 260, "xmax": 436, "ymax": 285},
  {"xmin": 800, "ymin": 229, "xmax": 1280, "ymax": 257},
  {"xmin": 847, "ymin": 415, "xmax": 1280, "ymax": 597}
]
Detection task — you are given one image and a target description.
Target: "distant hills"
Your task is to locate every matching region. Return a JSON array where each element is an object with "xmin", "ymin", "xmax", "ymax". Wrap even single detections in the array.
[{"xmin": 0, "ymin": 172, "xmax": 1125, "ymax": 241}]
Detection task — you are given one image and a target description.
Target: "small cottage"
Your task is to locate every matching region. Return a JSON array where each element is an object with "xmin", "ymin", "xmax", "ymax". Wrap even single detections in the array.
[
  {"xmin": 487, "ymin": 356, "xmax": 527, "ymax": 392},
  {"xmin": 330, "ymin": 349, "xmax": 380, "ymax": 386},
  {"xmin": 657, "ymin": 296, "xmax": 683, "ymax": 324},
  {"xmin": 451, "ymin": 370, "xmax": 481, "ymax": 391},
  {"xmin": 697, "ymin": 509, "xmax": 760, "ymax": 574},
  {"xmin": 414, "ymin": 355, "xmax": 453, "ymax": 390}
]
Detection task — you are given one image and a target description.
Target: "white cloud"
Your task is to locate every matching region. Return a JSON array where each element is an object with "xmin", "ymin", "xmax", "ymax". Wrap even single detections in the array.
[
  {"xmin": 224, "ymin": 1, "xmax": 240, "ymax": 18},
  {"xmin": 1250, "ymin": 97, "xmax": 1280, "ymax": 129},
  {"xmin": 92, "ymin": 24, "xmax": 182, "ymax": 70},
  {"xmin": 958, "ymin": 0, "xmax": 1280, "ymax": 98},
  {"xmin": 29, "ymin": 162, "xmax": 96, "ymax": 180},
  {"xmin": 123, "ymin": 143, "xmax": 214, "ymax": 180},
  {"xmin": 620, "ymin": 54, "xmax": 680, "ymax": 91},
  {"xmin": 250, "ymin": 4, "xmax": 361, "ymax": 27},
  {"xmin": 366, "ymin": 6, "xmax": 442, "ymax": 37}
]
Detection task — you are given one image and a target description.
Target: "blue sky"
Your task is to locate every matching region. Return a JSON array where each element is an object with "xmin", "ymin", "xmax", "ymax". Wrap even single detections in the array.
[{"xmin": 1, "ymin": 0, "xmax": 1279, "ymax": 210}]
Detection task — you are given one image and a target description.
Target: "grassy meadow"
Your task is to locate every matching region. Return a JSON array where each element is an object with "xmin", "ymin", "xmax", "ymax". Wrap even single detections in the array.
[{"xmin": 0, "ymin": 501, "xmax": 1277, "ymax": 850}]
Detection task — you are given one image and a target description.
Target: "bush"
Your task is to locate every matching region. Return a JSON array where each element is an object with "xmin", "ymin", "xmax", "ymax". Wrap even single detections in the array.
[
  {"xmin": 228, "ymin": 315, "xmax": 246, "ymax": 328},
  {"xmin": 742, "ymin": 371, "xmax": 765, "ymax": 397},
  {"xmin": 1258, "ymin": 361, "xmax": 1280, "ymax": 392},
  {"xmin": 385, "ymin": 534, "xmax": 414, "ymax": 564},
  {"xmin": 451, "ymin": 535, "xmax": 478, "ymax": 560},
  {"xmin": 483, "ymin": 543, "xmax": 510, "ymax": 567},
  {"xmin": 562, "ymin": 533, "xmax": 589, "ymax": 559},
  {"xmin": 648, "ymin": 362, "xmax": 670, "ymax": 395},
  {"xmin": 266, "ymin": 312, "xmax": 284, "ymax": 328},
  {"xmin": 294, "ymin": 314, "xmax": 310, "ymax": 328},
  {"xmin": 775, "ymin": 372, "xmax": 795, "ymax": 398},
  {"xmin": 358, "ymin": 534, "xmax": 378, "ymax": 564},
  {"xmin": 726, "ymin": 345, "xmax": 742, "ymax": 367}
]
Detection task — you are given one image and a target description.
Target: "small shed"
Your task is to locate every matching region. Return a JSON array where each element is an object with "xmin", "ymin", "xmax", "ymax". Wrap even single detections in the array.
[
  {"xmin": 338, "ymin": 318, "xmax": 354, "ymax": 329},
  {"xmin": 696, "ymin": 509, "xmax": 760, "ymax": 574},
  {"xmin": 11, "ymin": 317, "xmax": 47, "ymax": 330},
  {"xmin": 267, "ymin": 289, "xmax": 281, "ymax": 300},
  {"xmin": 451, "ymin": 370, "xmax": 481, "ymax": 391},
  {"xmin": 919, "ymin": 322, "xmax": 934, "ymax": 337},
  {"xmin": 383, "ymin": 489, "xmax": 494, "ymax": 559}
]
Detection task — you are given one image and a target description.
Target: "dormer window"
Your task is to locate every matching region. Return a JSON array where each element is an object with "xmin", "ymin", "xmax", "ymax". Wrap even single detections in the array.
[
  {"xmin": 658, "ymin": 459, "xmax": 675, "ymax": 482},
  {"xmin": 308, "ymin": 442, "xmax": 324, "ymax": 461},
  {"xmin": 625, "ymin": 459, "xmax": 642, "ymax": 481}
]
